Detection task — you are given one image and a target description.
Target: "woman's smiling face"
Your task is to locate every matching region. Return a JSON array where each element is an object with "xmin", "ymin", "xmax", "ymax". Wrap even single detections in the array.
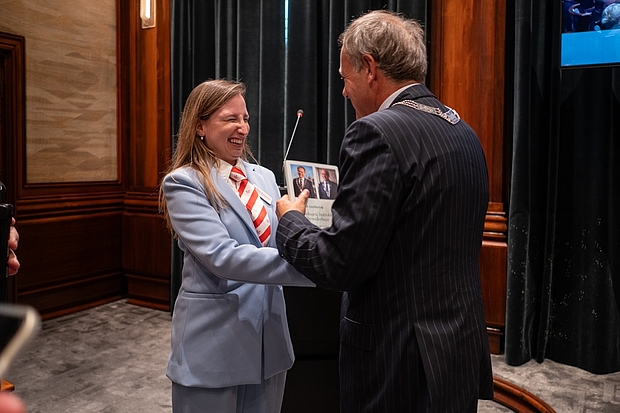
[{"xmin": 197, "ymin": 94, "xmax": 250, "ymax": 165}]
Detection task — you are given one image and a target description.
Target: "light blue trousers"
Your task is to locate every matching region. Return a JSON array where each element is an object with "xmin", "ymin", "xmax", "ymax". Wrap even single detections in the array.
[{"xmin": 171, "ymin": 371, "xmax": 287, "ymax": 413}]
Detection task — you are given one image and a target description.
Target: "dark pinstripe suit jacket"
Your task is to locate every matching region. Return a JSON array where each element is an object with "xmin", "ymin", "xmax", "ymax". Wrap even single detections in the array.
[{"xmin": 277, "ymin": 84, "xmax": 494, "ymax": 412}]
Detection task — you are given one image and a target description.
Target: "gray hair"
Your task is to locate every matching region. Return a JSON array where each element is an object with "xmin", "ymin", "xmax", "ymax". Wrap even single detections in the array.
[{"xmin": 338, "ymin": 10, "xmax": 427, "ymax": 82}]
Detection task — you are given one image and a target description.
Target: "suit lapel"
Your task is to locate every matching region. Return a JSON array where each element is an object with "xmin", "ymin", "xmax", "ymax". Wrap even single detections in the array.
[
  {"xmin": 243, "ymin": 162, "xmax": 269, "ymax": 195},
  {"xmin": 211, "ymin": 167, "xmax": 262, "ymax": 246},
  {"xmin": 212, "ymin": 161, "xmax": 277, "ymax": 248}
]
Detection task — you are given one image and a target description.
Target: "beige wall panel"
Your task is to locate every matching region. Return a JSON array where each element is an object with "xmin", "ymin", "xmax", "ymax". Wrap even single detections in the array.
[{"xmin": 0, "ymin": 0, "xmax": 117, "ymax": 183}]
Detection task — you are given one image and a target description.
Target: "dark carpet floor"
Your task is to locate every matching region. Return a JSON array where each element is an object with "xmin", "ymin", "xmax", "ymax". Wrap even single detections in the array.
[{"xmin": 4, "ymin": 300, "xmax": 620, "ymax": 412}]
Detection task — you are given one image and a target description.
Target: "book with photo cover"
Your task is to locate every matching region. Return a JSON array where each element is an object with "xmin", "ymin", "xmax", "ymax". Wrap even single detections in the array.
[{"xmin": 283, "ymin": 160, "xmax": 339, "ymax": 228}]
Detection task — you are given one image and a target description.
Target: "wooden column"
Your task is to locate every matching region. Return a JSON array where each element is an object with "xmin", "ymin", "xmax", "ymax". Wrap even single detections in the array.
[
  {"xmin": 430, "ymin": 0, "xmax": 508, "ymax": 353},
  {"xmin": 118, "ymin": 0, "xmax": 172, "ymax": 311}
]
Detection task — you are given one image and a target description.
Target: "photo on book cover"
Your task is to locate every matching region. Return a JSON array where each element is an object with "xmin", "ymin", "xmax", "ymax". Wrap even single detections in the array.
[{"xmin": 283, "ymin": 160, "xmax": 339, "ymax": 228}]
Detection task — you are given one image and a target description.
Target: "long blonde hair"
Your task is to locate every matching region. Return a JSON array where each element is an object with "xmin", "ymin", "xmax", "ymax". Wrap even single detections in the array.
[{"xmin": 159, "ymin": 79, "xmax": 255, "ymax": 234}]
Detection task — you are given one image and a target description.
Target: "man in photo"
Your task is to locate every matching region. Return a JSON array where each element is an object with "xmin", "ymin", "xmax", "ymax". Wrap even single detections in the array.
[
  {"xmin": 317, "ymin": 168, "xmax": 337, "ymax": 200},
  {"xmin": 293, "ymin": 165, "xmax": 316, "ymax": 198}
]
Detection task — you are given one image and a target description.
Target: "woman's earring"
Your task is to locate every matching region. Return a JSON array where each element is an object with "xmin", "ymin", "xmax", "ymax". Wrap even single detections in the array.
[{"xmin": 198, "ymin": 135, "xmax": 205, "ymax": 141}]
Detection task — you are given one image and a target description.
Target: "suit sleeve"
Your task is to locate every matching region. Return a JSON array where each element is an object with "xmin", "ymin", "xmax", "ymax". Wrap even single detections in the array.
[
  {"xmin": 164, "ymin": 169, "xmax": 314, "ymax": 287},
  {"xmin": 276, "ymin": 119, "xmax": 403, "ymax": 290}
]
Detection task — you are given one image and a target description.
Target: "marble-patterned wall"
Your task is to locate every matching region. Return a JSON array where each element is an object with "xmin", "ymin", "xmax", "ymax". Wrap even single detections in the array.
[{"xmin": 0, "ymin": 0, "xmax": 117, "ymax": 183}]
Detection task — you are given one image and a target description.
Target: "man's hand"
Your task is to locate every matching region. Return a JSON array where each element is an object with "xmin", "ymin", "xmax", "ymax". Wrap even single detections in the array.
[
  {"xmin": 8, "ymin": 218, "xmax": 19, "ymax": 276},
  {"xmin": 276, "ymin": 189, "xmax": 309, "ymax": 219}
]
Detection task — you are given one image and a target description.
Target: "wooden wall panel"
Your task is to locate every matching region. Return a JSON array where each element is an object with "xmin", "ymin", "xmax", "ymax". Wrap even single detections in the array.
[
  {"xmin": 119, "ymin": 0, "xmax": 172, "ymax": 310},
  {"xmin": 123, "ymin": 0, "xmax": 172, "ymax": 192},
  {"xmin": 18, "ymin": 274, "xmax": 124, "ymax": 321},
  {"xmin": 0, "ymin": 29, "xmax": 129, "ymax": 319},
  {"xmin": 0, "ymin": 1, "xmax": 119, "ymax": 186},
  {"xmin": 16, "ymin": 213, "xmax": 122, "ymax": 289},
  {"xmin": 122, "ymin": 210, "xmax": 171, "ymax": 310},
  {"xmin": 0, "ymin": 32, "xmax": 24, "ymax": 302},
  {"xmin": 0, "ymin": 0, "xmax": 173, "ymax": 319},
  {"xmin": 15, "ymin": 202, "xmax": 125, "ymax": 319},
  {"xmin": 430, "ymin": 0, "xmax": 507, "ymax": 204},
  {"xmin": 481, "ymin": 239, "xmax": 508, "ymax": 354},
  {"xmin": 0, "ymin": 32, "xmax": 23, "ymax": 205},
  {"xmin": 430, "ymin": 0, "xmax": 508, "ymax": 353}
]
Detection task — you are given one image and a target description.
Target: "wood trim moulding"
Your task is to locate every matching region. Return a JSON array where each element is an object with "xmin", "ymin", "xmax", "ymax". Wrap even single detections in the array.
[
  {"xmin": 15, "ymin": 192, "xmax": 126, "ymax": 218},
  {"xmin": 493, "ymin": 376, "xmax": 557, "ymax": 413},
  {"xmin": 481, "ymin": 201, "xmax": 508, "ymax": 354},
  {"xmin": 126, "ymin": 272, "xmax": 170, "ymax": 311},
  {"xmin": 40, "ymin": 297, "xmax": 123, "ymax": 322},
  {"xmin": 124, "ymin": 190, "xmax": 161, "ymax": 212},
  {"xmin": 487, "ymin": 327, "xmax": 504, "ymax": 355},
  {"xmin": 18, "ymin": 181, "xmax": 124, "ymax": 198},
  {"xmin": 18, "ymin": 271, "xmax": 124, "ymax": 320},
  {"xmin": 484, "ymin": 205, "xmax": 508, "ymax": 242}
]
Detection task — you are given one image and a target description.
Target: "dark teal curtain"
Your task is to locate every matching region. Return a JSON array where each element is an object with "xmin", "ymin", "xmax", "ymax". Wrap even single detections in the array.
[
  {"xmin": 505, "ymin": 0, "xmax": 620, "ymax": 374},
  {"xmin": 169, "ymin": 0, "xmax": 428, "ymax": 311},
  {"xmin": 171, "ymin": 1, "xmax": 426, "ymax": 176}
]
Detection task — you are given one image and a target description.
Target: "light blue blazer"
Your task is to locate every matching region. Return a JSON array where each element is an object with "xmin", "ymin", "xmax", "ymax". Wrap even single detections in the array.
[{"xmin": 163, "ymin": 161, "xmax": 314, "ymax": 389}]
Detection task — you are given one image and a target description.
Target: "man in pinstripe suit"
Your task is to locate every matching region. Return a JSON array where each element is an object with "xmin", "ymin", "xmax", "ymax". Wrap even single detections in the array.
[{"xmin": 276, "ymin": 10, "xmax": 494, "ymax": 413}]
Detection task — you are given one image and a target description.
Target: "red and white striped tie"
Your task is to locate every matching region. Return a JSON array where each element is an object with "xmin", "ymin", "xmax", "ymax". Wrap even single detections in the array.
[{"xmin": 229, "ymin": 166, "xmax": 271, "ymax": 246}]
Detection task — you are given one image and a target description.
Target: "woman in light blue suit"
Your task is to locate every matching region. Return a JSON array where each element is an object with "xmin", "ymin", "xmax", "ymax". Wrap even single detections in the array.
[{"xmin": 159, "ymin": 79, "xmax": 314, "ymax": 413}]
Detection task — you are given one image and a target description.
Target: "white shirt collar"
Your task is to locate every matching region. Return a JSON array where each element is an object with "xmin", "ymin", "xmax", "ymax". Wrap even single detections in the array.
[
  {"xmin": 378, "ymin": 83, "xmax": 420, "ymax": 111},
  {"xmin": 217, "ymin": 159, "xmax": 245, "ymax": 186}
]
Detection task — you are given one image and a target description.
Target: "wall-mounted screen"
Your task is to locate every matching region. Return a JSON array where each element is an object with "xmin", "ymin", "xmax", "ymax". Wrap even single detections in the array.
[{"xmin": 561, "ymin": 0, "xmax": 620, "ymax": 68}]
